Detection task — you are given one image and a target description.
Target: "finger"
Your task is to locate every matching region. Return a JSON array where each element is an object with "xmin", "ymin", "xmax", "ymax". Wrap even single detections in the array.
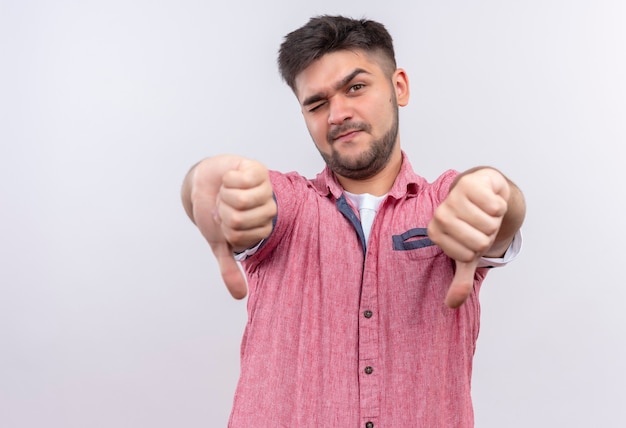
[
  {"xmin": 217, "ymin": 200, "xmax": 277, "ymax": 234},
  {"xmin": 455, "ymin": 198, "xmax": 505, "ymax": 237},
  {"xmin": 209, "ymin": 239, "xmax": 248, "ymax": 299},
  {"xmin": 222, "ymin": 159, "xmax": 267, "ymax": 190},
  {"xmin": 440, "ymin": 185, "xmax": 506, "ymax": 236},
  {"xmin": 485, "ymin": 168, "xmax": 511, "ymax": 201},
  {"xmin": 445, "ymin": 259, "xmax": 479, "ymax": 309},
  {"xmin": 193, "ymin": 193, "xmax": 249, "ymax": 299},
  {"xmin": 461, "ymin": 170, "xmax": 510, "ymax": 216},
  {"xmin": 427, "ymin": 223, "xmax": 480, "ymax": 264},
  {"xmin": 219, "ymin": 184, "xmax": 274, "ymax": 212}
]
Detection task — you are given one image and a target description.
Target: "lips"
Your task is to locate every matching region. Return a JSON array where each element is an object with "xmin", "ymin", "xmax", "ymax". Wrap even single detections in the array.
[
  {"xmin": 330, "ymin": 126, "xmax": 363, "ymax": 143},
  {"xmin": 327, "ymin": 122, "xmax": 370, "ymax": 144},
  {"xmin": 334, "ymin": 130, "xmax": 360, "ymax": 141}
]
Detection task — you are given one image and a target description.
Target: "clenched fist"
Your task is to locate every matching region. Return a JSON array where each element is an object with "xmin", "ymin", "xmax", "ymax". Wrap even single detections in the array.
[
  {"xmin": 183, "ymin": 155, "xmax": 276, "ymax": 299},
  {"xmin": 428, "ymin": 167, "xmax": 518, "ymax": 308}
]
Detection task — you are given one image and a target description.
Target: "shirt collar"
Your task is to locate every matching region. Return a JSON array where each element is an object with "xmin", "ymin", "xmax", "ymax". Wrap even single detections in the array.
[{"xmin": 310, "ymin": 151, "xmax": 424, "ymax": 199}]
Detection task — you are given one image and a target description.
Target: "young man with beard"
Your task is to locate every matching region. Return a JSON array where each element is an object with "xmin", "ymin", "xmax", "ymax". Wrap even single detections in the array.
[{"xmin": 182, "ymin": 15, "xmax": 526, "ymax": 428}]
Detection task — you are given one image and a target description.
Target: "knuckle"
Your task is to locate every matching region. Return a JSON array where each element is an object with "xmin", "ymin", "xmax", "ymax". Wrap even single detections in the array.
[
  {"xmin": 474, "ymin": 235, "xmax": 493, "ymax": 254},
  {"xmin": 488, "ymin": 213, "xmax": 505, "ymax": 233},
  {"xmin": 458, "ymin": 250, "xmax": 477, "ymax": 263},
  {"xmin": 224, "ymin": 229, "xmax": 243, "ymax": 246},
  {"xmin": 226, "ymin": 211, "xmax": 245, "ymax": 229},
  {"xmin": 241, "ymin": 172, "xmax": 259, "ymax": 188},
  {"xmin": 232, "ymin": 192, "xmax": 250, "ymax": 209},
  {"xmin": 433, "ymin": 212, "xmax": 453, "ymax": 230},
  {"xmin": 264, "ymin": 203, "xmax": 278, "ymax": 220},
  {"xmin": 484, "ymin": 220, "xmax": 500, "ymax": 236},
  {"xmin": 486, "ymin": 196, "xmax": 507, "ymax": 216},
  {"xmin": 225, "ymin": 190, "xmax": 254, "ymax": 210}
]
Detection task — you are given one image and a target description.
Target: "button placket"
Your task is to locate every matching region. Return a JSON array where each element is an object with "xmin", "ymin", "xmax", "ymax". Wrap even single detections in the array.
[{"xmin": 359, "ymin": 237, "xmax": 380, "ymax": 422}]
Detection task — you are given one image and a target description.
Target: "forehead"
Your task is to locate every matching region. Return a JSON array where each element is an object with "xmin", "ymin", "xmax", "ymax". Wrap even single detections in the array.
[{"xmin": 294, "ymin": 50, "xmax": 386, "ymax": 101}]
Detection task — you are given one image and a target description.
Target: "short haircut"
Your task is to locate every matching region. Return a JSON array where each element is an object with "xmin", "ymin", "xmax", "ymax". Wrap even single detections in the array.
[{"xmin": 278, "ymin": 15, "xmax": 397, "ymax": 92}]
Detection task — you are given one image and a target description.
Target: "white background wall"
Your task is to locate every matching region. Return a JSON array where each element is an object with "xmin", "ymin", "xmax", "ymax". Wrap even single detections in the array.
[{"xmin": 1, "ymin": 0, "xmax": 625, "ymax": 426}]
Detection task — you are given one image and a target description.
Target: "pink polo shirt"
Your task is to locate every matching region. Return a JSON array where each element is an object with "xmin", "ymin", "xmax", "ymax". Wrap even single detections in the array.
[{"xmin": 229, "ymin": 154, "xmax": 490, "ymax": 427}]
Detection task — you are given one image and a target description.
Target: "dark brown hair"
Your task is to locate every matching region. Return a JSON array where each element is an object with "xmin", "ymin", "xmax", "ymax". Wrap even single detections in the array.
[{"xmin": 278, "ymin": 15, "xmax": 397, "ymax": 92}]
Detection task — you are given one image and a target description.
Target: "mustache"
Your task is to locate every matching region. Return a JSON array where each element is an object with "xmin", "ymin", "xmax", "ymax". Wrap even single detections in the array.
[{"xmin": 327, "ymin": 122, "xmax": 371, "ymax": 143}]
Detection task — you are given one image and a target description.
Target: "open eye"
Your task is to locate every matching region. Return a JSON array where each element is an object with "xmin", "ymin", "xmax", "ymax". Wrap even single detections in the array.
[{"xmin": 348, "ymin": 83, "xmax": 365, "ymax": 93}]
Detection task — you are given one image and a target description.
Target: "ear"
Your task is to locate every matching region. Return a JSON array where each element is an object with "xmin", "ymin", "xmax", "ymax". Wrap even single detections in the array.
[{"xmin": 393, "ymin": 68, "xmax": 410, "ymax": 107}]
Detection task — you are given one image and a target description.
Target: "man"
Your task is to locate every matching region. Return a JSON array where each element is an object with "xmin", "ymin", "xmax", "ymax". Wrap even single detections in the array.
[{"xmin": 182, "ymin": 15, "xmax": 525, "ymax": 427}]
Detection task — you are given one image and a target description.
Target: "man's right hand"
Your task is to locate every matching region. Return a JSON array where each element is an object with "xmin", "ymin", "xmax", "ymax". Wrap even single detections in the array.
[{"xmin": 183, "ymin": 156, "xmax": 276, "ymax": 299}]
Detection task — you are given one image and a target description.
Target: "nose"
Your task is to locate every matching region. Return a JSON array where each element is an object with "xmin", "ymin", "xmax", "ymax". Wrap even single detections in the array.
[{"xmin": 327, "ymin": 96, "xmax": 352, "ymax": 125}]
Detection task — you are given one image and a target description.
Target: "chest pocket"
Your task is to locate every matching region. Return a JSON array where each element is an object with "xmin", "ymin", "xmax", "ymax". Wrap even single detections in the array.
[{"xmin": 392, "ymin": 227, "xmax": 435, "ymax": 250}]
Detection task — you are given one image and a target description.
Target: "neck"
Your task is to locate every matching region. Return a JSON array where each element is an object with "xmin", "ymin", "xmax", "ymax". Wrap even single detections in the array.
[{"xmin": 335, "ymin": 147, "xmax": 403, "ymax": 196}]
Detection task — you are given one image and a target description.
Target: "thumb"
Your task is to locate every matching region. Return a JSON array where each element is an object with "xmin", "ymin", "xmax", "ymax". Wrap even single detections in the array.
[
  {"xmin": 190, "ymin": 177, "xmax": 248, "ymax": 300},
  {"xmin": 208, "ymin": 239, "xmax": 248, "ymax": 299},
  {"xmin": 445, "ymin": 259, "xmax": 479, "ymax": 309}
]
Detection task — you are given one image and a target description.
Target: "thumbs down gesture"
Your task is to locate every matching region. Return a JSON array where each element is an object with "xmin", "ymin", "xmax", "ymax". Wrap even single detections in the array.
[
  {"xmin": 428, "ymin": 167, "xmax": 525, "ymax": 309},
  {"xmin": 183, "ymin": 155, "xmax": 276, "ymax": 299}
]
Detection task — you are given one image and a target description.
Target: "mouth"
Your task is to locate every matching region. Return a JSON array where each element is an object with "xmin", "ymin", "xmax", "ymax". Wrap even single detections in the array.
[{"xmin": 332, "ymin": 129, "xmax": 362, "ymax": 143}]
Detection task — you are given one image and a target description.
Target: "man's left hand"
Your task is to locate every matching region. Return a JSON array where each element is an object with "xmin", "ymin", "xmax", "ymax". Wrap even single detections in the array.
[{"xmin": 428, "ymin": 168, "xmax": 511, "ymax": 308}]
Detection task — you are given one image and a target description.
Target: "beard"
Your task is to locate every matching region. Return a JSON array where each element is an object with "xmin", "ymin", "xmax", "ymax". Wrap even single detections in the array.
[{"xmin": 318, "ymin": 106, "xmax": 399, "ymax": 180}]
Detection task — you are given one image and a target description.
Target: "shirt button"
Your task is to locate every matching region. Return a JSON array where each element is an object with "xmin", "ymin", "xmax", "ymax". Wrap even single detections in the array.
[
  {"xmin": 364, "ymin": 366, "xmax": 373, "ymax": 375},
  {"xmin": 365, "ymin": 422, "xmax": 374, "ymax": 428},
  {"xmin": 364, "ymin": 310, "xmax": 373, "ymax": 318}
]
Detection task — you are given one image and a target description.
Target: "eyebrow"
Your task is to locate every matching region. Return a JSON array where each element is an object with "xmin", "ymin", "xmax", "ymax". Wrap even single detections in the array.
[{"xmin": 301, "ymin": 68, "xmax": 370, "ymax": 107}]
